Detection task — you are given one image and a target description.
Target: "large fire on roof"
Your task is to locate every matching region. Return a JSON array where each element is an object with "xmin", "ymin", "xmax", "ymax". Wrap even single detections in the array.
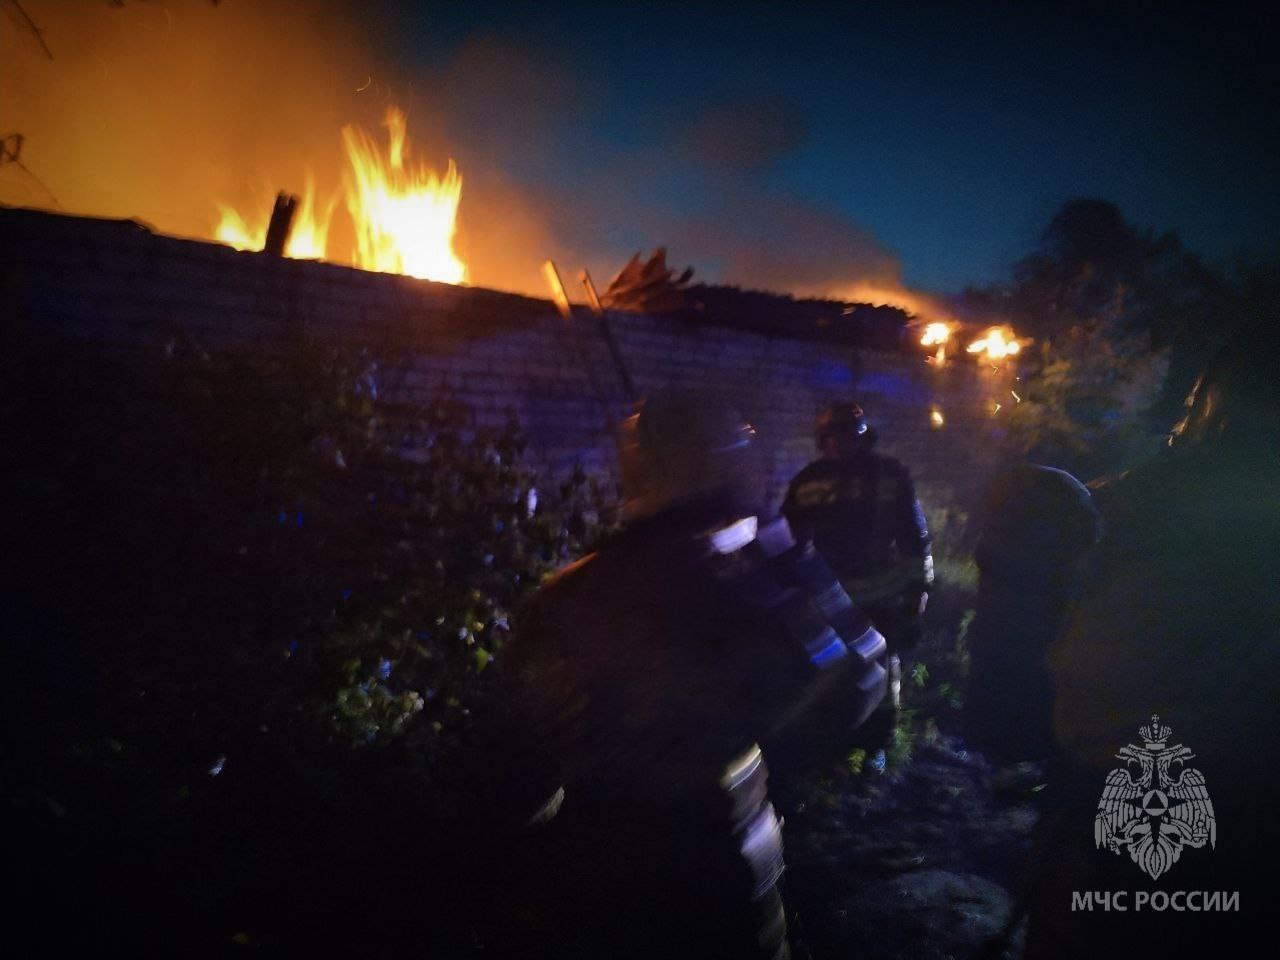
[{"xmin": 215, "ymin": 107, "xmax": 466, "ymax": 285}]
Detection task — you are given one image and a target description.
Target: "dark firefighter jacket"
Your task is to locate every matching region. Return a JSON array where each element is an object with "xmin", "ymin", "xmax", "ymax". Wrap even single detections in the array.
[
  {"xmin": 478, "ymin": 498, "xmax": 887, "ymax": 959},
  {"xmin": 782, "ymin": 452, "xmax": 932, "ymax": 604},
  {"xmin": 966, "ymin": 464, "xmax": 1102, "ymax": 762}
]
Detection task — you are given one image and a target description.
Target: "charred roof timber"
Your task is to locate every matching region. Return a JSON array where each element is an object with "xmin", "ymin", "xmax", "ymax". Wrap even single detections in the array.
[
  {"xmin": 2, "ymin": 207, "xmax": 912, "ymax": 350},
  {"xmin": 600, "ymin": 248, "xmax": 910, "ymax": 349}
]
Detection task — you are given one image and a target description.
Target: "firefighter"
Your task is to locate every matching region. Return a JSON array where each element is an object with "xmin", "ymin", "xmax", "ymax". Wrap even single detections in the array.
[
  {"xmin": 782, "ymin": 401, "xmax": 933, "ymax": 706},
  {"xmin": 483, "ymin": 389, "xmax": 888, "ymax": 959},
  {"xmin": 965, "ymin": 463, "xmax": 1101, "ymax": 765},
  {"xmin": 1023, "ymin": 325, "xmax": 1280, "ymax": 957}
]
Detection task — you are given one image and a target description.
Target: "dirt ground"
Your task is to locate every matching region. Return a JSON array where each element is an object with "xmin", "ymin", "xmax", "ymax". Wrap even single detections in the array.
[{"xmin": 777, "ymin": 707, "xmax": 1044, "ymax": 960}]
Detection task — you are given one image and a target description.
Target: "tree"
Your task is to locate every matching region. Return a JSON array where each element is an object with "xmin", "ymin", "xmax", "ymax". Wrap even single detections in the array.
[
  {"xmin": 1008, "ymin": 199, "xmax": 1233, "ymax": 414},
  {"xmin": 966, "ymin": 199, "xmax": 1236, "ymax": 477}
]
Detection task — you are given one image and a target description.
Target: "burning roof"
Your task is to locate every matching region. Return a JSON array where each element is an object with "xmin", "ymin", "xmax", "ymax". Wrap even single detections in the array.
[
  {"xmin": 215, "ymin": 107, "xmax": 466, "ymax": 285},
  {"xmin": 586, "ymin": 249, "xmax": 908, "ymax": 347}
]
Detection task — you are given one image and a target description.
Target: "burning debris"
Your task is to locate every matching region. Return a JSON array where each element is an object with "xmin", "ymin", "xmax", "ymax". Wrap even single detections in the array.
[
  {"xmin": 600, "ymin": 247, "xmax": 694, "ymax": 315},
  {"xmin": 966, "ymin": 326, "xmax": 1022, "ymax": 362},
  {"xmin": 916, "ymin": 319, "xmax": 1026, "ymax": 370},
  {"xmin": 920, "ymin": 321, "xmax": 954, "ymax": 363},
  {"xmin": 920, "ymin": 322, "xmax": 953, "ymax": 347},
  {"xmin": 215, "ymin": 107, "xmax": 466, "ymax": 284}
]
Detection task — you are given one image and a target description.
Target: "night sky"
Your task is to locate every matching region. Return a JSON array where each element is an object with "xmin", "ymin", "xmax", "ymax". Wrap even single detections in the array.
[
  {"xmin": 2, "ymin": 1, "xmax": 1277, "ymax": 298},
  {"xmin": 384, "ymin": 0, "xmax": 1280, "ymax": 292}
]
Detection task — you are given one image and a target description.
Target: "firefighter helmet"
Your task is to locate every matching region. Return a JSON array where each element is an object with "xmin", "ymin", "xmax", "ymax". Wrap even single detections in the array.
[
  {"xmin": 816, "ymin": 400, "xmax": 876, "ymax": 454},
  {"xmin": 617, "ymin": 389, "xmax": 759, "ymax": 520}
]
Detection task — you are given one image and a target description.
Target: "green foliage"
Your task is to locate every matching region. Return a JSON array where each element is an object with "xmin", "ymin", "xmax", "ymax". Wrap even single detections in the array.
[
  {"xmin": 953, "ymin": 609, "xmax": 975, "ymax": 666},
  {"xmin": 886, "ymin": 711, "xmax": 915, "ymax": 768},
  {"xmin": 1003, "ymin": 198, "xmax": 1234, "ymax": 378},
  {"xmin": 4, "ymin": 328, "xmax": 611, "ymax": 783},
  {"xmin": 909, "ymin": 661, "xmax": 929, "ymax": 689},
  {"xmin": 308, "ymin": 385, "xmax": 609, "ymax": 751},
  {"xmin": 1002, "ymin": 313, "xmax": 1170, "ymax": 474},
  {"xmin": 921, "ymin": 488, "xmax": 977, "ymax": 589},
  {"xmin": 919, "ymin": 490, "xmax": 978, "ymax": 664},
  {"xmin": 3, "ymin": 321, "xmax": 614, "ymax": 949},
  {"xmin": 920, "ymin": 718, "xmax": 941, "ymax": 747},
  {"xmin": 845, "ymin": 747, "xmax": 867, "ymax": 776},
  {"xmin": 965, "ymin": 198, "xmax": 1239, "ymax": 476},
  {"xmin": 936, "ymin": 681, "xmax": 963, "ymax": 711}
]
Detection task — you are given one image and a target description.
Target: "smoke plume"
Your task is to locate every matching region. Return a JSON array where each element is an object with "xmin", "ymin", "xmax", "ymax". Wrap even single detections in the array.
[{"xmin": 2, "ymin": 0, "xmax": 949, "ymax": 319}]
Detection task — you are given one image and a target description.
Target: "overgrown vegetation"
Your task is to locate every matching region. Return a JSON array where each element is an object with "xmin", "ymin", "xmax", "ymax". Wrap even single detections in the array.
[
  {"xmin": 965, "ymin": 198, "xmax": 1262, "ymax": 477},
  {"xmin": 2, "ymin": 324, "xmax": 608, "ymax": 950}
]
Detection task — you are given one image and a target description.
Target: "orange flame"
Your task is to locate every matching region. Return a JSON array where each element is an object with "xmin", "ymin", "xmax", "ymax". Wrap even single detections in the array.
[
  {"xmin": 967, "ymin": 326, "xmax": 1023, "ymax": 361},
  {"xmin": 215, "ymin": 174, "xmax": 335, "ymax": 260},
  {"xmin": 214, "ymin": 206, "xmax": 259, "ymax": 253},
  {"xmin": 341, "ymin": 107, "xmax": 466, "ymax": 284},
  {"xmin": 214, "ymin": 107, "xmax": 465, "ymax": 284},
  {"xmin": 282, "ymin": 178, "xmax": 335, "ymax": 261},
  {"xmin": 920, "ymin": 322, "xmax": 953, "ymax": 346}
]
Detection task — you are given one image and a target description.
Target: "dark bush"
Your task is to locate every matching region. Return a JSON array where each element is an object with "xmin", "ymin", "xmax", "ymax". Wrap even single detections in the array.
[{"xmin": 1, "ymin": 325, "xmax": 608, "ymax": 951}]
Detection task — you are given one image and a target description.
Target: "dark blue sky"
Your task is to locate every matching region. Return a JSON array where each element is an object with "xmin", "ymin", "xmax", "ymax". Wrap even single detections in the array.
[{"xmin": 381, "ymin": 1, "xmax": 1278, "ymax": 293}]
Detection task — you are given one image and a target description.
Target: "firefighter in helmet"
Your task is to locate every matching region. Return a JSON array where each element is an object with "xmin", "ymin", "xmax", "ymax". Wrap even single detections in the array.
[
  {"xmin": 783, "ymin": 401, "xmax": 933, "ymax": 705},
  {"xmin": 483, "ymin": 389, "xmax": 888, "ymax": 959}
]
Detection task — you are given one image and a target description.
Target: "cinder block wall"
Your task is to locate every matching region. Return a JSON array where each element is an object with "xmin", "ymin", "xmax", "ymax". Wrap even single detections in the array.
[{"xmin": 2, "ymin": 207, "xmax": 1010, "ymax": 520}]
